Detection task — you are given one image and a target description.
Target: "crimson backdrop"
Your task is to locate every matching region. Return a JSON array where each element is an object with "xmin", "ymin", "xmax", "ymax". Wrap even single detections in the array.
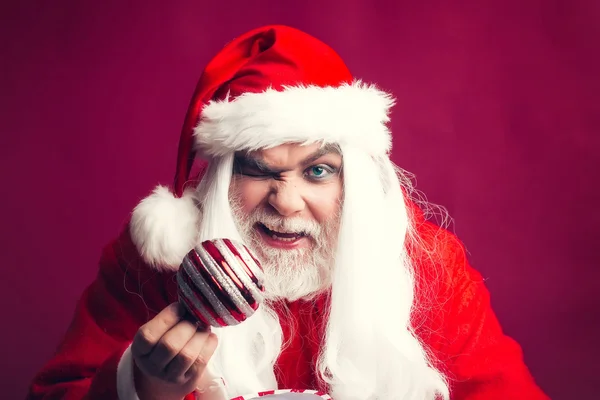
[{"xmin": 2, "ymin": 1, "xmax": 599, "ymax": 399}]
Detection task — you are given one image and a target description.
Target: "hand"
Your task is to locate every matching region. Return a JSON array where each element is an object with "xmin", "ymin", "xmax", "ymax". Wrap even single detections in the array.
[{"xmin": 131, "ymin": 302, "xmax": 218, "ymax": 400}]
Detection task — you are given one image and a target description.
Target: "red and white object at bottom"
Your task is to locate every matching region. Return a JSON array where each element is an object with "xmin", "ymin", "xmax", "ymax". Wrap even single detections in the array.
[{"xmin": 230, "ymin": 389, "xmax": 332, "ymax": 399}]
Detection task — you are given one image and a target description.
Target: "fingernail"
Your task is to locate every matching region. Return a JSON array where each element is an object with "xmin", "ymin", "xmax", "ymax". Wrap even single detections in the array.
[
  {"xmin": 173, "ymin": 302, "xmax": 185, "ymax": 317},
  {"xmin": 196, "ymin": 320, "xmax": 210, "ymax": 332}
]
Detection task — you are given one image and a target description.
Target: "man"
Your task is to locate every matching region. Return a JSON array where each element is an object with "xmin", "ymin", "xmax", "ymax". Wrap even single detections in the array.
[{"xmin": 26, "ymin": 25, "xmax": 549, "ymax": 400}]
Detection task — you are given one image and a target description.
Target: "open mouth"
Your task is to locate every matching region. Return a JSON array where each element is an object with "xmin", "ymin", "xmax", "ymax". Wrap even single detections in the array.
[{"xmin": 256, "ymin": 223, "xmax": 307, "ymax": 242}]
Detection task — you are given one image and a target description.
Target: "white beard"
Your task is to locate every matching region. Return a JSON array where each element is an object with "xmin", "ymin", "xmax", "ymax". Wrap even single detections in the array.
[{"xmin": 230, "ymin": 199, "xmax": 340, "ymax": 302}]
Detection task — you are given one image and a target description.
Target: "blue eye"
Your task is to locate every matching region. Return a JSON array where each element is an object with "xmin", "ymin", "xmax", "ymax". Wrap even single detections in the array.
[
  {"xmin": 311, "ymin": 166, "xmax": 325, "ymax": 176},
  {"xmin": 306, "ymin": 165, "xmax": 335, "ymax": 180}
]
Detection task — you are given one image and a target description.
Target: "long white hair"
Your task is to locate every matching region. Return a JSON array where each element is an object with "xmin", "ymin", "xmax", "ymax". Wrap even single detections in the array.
[{"xmin": 193, "ymin": 144, "xmax": 449, "ymax": 400}]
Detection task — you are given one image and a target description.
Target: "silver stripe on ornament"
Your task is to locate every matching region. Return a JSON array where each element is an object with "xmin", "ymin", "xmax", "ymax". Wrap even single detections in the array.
[
  {"xmin": 213, "ymin": 239, "xmax": 264, "ymax": 306},
  {"xmin": 235, "ymin": 243, "xmax": 265, "ymax": 283},
  {"xmin": 176, "ymin": 272, "xmax": 219, "ymax": 327},
  {"xmin": 196, "ymin": 244, "xmax": 255, "ymax": 318},
  {"xmin": 182, "ymin": 255, "xmax": 238, "ymax": 326}
]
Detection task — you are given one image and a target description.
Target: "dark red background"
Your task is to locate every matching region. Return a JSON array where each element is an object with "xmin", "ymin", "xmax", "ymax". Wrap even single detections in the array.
[{"xmin": 2, "ymin": 1, "xmax": 598, "ymax": 399}]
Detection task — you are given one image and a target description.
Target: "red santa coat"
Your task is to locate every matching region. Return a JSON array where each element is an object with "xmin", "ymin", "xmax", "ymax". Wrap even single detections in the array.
[{"xmin": 25, "ymin": 203, "xmax": 549, "ymax": 400}]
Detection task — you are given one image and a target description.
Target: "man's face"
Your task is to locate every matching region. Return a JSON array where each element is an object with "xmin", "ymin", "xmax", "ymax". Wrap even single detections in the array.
[{"xmin": 229, "ymin": 142, "xmax": 343, "ymax": 301}]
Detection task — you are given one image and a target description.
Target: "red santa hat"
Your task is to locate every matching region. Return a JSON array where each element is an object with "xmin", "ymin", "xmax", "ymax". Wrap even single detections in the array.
[{"xmin": 130, "ymin": 25, "xmax": 396, "ymax": 270}]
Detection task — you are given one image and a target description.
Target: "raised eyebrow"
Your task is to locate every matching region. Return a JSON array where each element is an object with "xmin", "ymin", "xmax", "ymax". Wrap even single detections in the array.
[{"xmin": 300, "ymin": 144, "xmax": 342, "ymax": 166}]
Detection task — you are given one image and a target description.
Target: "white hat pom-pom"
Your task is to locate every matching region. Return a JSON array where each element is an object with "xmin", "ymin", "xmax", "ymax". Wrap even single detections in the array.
[{"xmin": 130, "ymin": 185, "xmax": 200, "ymax": 271}]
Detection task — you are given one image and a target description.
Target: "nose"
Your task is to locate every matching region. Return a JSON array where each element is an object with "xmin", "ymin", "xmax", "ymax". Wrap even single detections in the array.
[{"xmin": 268, "ymin": 181, "xmax": 305, "ymax": 217}]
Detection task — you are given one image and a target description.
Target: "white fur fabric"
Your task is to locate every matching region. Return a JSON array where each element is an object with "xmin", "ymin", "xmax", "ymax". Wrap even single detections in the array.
[
  {"xmin": 130, "ymin": 185, "xmax": 200, "ymax": 271},
  {"xmin": 193, "ymin": 81, "xmax": 395, "ymax": 157}
]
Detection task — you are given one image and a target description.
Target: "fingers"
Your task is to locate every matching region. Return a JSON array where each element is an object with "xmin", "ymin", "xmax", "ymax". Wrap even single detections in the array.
[
  {"xmin": 185, "ymin": 332, "xmax": 218, "ymax": 382},
  {"xmin": 132, "ymin": 303, "xmax": 182, "ymax": 358},
  {"xmin": 147, "ymin": 318, "xmax": 198, "ymax": 372},
  {"xmin": 130, "ymin": 303, "xmax": 219, "ymax": 397},
  {"xmin": 164, "ymin": 331, "xmax": 218, "ymax": 382}
]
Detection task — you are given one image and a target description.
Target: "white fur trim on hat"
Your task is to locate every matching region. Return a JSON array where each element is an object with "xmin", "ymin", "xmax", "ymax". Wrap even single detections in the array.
[
  {"xmin": 130, "ymin": 185, "xmax": 200, "ymax": 271},
  {"xmin": 193, "ymin": 80, "xmax": 395, "ymax": 157}
]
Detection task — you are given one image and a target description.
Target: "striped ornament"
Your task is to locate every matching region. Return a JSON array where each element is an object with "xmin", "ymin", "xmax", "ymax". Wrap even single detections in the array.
[
  {"xmin": 177, "ymin": 238, "xmax": 265, "ymax": 327},
  {"xmin": 231, "ymin": 389, "xmax": 332, "ymax": 399}
]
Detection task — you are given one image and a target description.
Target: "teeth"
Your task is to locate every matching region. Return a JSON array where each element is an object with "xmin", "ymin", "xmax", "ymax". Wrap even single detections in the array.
[
  {"xmin": 265, "ymin": 224, "xmax": 290, "ymax": 233},
  {"xmin": 263, "ymin": 223, "xmax": 276, "ymax": 231},
  {"xmin": 262, "ymin": 223, "xmax": 301, "ymax": 236},
  {"xmin": 271, "ymin": 233, "xmax": 299, "ymax": 242}
]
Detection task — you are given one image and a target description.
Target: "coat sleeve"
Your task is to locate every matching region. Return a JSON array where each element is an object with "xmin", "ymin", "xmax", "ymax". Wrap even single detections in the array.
[
  {"xmin": 25, "ymin": 227, "xmax": 196, "ymax": 400},
  {"xmin": 435, "ymin": 237, "xmax": 550, "ymax": 400}
]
